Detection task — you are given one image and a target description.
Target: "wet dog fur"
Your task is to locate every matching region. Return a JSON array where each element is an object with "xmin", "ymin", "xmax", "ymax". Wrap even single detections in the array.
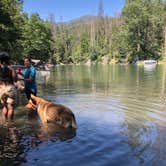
[{"xmin": 25, "ymin": 94, "xmax": 77, "ymax": 129}]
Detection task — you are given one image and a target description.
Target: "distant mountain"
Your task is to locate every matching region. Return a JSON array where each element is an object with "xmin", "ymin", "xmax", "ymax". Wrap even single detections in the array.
[
  {"xmin": 56, "ymin": 15, "xmax": 114, "ymax": 36},
  {"xmin": 57, "ymin": 15, "xmax": 97, "ymax": 27},
  {"xmin": 58, "ymin": 15, "xmax": 113, "ymax": 26},
  {"xmin": 67, "ymin": 15, "xmax": 98, "ymax": 24}
]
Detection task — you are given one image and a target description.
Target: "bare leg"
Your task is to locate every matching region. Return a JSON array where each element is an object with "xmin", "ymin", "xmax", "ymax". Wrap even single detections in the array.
[
  {"xmin": 2, "ymin": 106, "xmax": 8, "ymax": 120},
  {"xmin": 7, "ymin": 104, "xmax": 14, "ymax": 119}
]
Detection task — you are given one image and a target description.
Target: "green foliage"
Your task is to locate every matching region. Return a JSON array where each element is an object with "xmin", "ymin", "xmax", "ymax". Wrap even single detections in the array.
[
  {"xmin": 22, "ymin": 13, "xmax": 53, "ymax": 61},
  {"xmin": 122, "ymin": 0, "xmax": 165, "ymax": 61},
  {"xmin": 0, "ymin": 0, "xmax": 24, "ymax": 60},
  {"xmin": 0, "ymin": 0, "xmax": 53, "ymax": 62},
  {"xmin": 80, "ymin": 33, "xmax": 90, "ymax": 62},
  {"xmin": 0, "ymin": 0, "xmax": 165, "ymax": 64},
  {"xmin": 53, "ymin": 26, "xmax": 74, "ymax": 64}
]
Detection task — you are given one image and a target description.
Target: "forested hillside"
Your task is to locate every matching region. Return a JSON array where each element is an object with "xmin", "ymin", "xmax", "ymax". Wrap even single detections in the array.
[{"xmin": 0, "ymin": 0, "xmax": 166, "ymax": 64}]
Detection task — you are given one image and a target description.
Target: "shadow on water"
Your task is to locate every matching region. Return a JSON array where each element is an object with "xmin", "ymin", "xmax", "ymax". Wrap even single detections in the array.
[
  {"xmin": 25, "ymin": 110, "xmax": 76, "ymax": 142},
  {"xmin": 41, "ymin": 123, "xmax": 76, "ymax": 141},
  {"xmin": 0, "ymin": 107, "xmax": 76, "ymax": 165},
  {"xmin": 0, "ymin": 120, "xmax": 26, "ymax": 165}
]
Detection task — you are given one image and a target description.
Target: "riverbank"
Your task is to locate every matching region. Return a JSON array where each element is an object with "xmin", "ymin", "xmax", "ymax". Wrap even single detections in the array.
[{"xmin": 54, "ymin": 56, "xmax": 166, "ymax": 66}]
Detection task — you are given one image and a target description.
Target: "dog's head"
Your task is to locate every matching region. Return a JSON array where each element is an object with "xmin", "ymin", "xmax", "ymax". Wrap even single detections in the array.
[
  {"xmin": 25, "ymin": 98, "xmax": 37, "ymax": 110},
  {"xmin": 30, "ymin": 94, "xmax": 45, "ymax": 104},
  {"xmin": 25, "ymin": 94, "xmax": 45, "ymax": 110}
]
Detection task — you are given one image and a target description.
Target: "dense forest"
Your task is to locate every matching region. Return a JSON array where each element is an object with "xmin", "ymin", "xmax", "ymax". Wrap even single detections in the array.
[{"xmin": 0, "ymin": 0, "xmax": 166, "ymax": 64}]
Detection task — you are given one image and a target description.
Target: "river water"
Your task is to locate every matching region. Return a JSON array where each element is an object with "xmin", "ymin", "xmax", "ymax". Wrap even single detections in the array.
[{"xmin": 0, "ymin": 64, "xmax": 166, "ymax": 166}]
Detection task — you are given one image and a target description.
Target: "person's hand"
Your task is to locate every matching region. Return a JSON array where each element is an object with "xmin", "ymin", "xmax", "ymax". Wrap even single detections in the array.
[
  {"xmin": 18, "ymin": 78, "xmax": 25, "ymax": 81},
  {"xmin": 7, "ymin": 65, "xmax": 13, "ymax": 70}
]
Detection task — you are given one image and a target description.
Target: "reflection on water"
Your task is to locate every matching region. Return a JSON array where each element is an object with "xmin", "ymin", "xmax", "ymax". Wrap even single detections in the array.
[
  {"xmin": 0, "ymin": 120, "xmax": 26, "ymax": 165},
  {"xmin": 0, "ymin": 64, "xmax": 166, "ymax": 166}
]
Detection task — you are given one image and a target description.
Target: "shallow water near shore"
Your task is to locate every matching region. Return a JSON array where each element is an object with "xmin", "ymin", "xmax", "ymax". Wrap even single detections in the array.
[{"xmin": 0, "ymin": 64, "xmax": 166, "ymax": 166}]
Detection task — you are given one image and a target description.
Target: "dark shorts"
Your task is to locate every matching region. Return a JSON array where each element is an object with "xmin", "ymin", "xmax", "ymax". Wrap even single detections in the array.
[{"xmin": 25, "ymin": 88, "xmax": 37, "ymax": 100}]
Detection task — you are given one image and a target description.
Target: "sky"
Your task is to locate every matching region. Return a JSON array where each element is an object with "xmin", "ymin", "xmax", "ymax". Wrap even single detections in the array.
[{"xmin": 23, "ymin": 0, "xmax": 125, "ymax": 22}]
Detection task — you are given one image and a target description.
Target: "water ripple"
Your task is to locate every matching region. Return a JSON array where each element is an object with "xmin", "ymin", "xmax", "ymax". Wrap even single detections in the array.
[{"xmin": 1, "ymin": 65, "xmax": 166, "ymax": 166}]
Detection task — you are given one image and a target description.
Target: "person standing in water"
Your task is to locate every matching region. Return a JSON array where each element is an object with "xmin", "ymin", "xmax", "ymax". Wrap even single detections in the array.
[
  {"xmin": 23, "ymin": 58, "xmax": 37, "ymax": 100},
  {"xmin": 0, "ymin": 52, "xmax": 17, "ymax": 119}
]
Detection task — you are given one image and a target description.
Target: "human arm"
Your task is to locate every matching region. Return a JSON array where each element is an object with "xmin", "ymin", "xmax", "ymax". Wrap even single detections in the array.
[
  {"xmin": 24, "ymin": 76, "xmax": 33, "ymax": 82},
  {"xmin": 8, "ymin": 65, "xmax": 17, "ymax": 82},
  {"xmin": 24, "ymin": 67, "xmax": 36, "ymax": 82}
]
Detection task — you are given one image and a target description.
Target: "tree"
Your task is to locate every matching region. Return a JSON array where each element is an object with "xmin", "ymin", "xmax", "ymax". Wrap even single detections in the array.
[
  {"xmin": 53, "ymin": 24, "xmax": 74, "ymax": 64},
  {"xmin": 0, "ymin": 0, "xmax": 24, "ymax": 60},
  {"xmin": 22, "ymin": 13, "xmax": 53, "ymax": 61},
  {"xmin": 80, "ymin": 32, "xmax": 90, "ymax": 61},
  {"xmin": 164, "ymin": 0, "xmax": 166, "ymax": 56},
  {"xmin": 110, "ymin": 15, "xmax": 127, "ymax": 62},
  {"xmin": 96, "ymin": 0, "xmax": 108, "ymax": 59},
  {"xmin": 122, "ymin": 0, "xmax": 165, "ymax": 61}
]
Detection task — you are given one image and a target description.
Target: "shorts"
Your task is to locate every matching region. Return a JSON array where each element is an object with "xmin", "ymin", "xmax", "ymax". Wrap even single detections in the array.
[
  {"xmin": 0, "ymin": 84, "xmax": 17, "ymax": 105},
  {"xmin": 25, "ymin": 88, "xmax": 37, "ymax": 100}
]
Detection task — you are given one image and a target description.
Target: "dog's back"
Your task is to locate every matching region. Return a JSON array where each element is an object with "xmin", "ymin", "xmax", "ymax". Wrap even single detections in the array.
[
  {"xmin": 38, "ymin": 102, "xmax": 77, "ymax": 128},
  {"xmin": 26, "ymin": 95, "xmax": 77, "ymax": 129}
]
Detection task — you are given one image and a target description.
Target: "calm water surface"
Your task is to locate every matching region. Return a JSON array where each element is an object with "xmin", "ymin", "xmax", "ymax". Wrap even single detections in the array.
[{"xmin": 0, "ymin": 64, "xmax": 166, "ymax": 166}]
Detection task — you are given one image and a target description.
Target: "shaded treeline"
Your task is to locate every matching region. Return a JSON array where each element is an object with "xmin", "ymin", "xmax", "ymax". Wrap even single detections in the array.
[
  {"xmin": 0, "ymin": 0, "xmax": 53, "ymax": 62},
  {"xmin": 0, "ymin": 0, "xmax": 166, "ymax": 64}
]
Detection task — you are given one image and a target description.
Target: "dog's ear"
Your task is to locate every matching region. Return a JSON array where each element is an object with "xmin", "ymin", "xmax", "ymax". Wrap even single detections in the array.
[
  {"xmin": 30, "ymin": 94, "xmax": 36, "ymax": 99},
  {"xmin": 30, "ymin": 98, "xmax": 37, "ymax": 106},
  {"xmin": 30, "ymin": 94, "xmax": 41, "ymax": 103}
]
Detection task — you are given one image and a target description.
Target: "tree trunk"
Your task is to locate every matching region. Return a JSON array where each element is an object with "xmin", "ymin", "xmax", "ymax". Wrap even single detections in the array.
[
  {"xmin": 90, "ymin": 17, "xmax": 95, "ymax": 48},
  {"xmin": 164, "ymin": 25, "xmax": 166, "ymax": 56}
]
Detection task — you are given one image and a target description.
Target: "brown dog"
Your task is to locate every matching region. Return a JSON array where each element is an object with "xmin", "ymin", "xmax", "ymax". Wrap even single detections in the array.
[{"xmin": 25, "ymin": 94, "xmax": 77, "ymax": 129}]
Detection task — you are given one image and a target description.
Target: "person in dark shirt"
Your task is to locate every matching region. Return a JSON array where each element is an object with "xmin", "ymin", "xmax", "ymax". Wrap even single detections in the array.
[{"xmin": 0, "ymin": 52, "xmax": 17, "ymax": 119}]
